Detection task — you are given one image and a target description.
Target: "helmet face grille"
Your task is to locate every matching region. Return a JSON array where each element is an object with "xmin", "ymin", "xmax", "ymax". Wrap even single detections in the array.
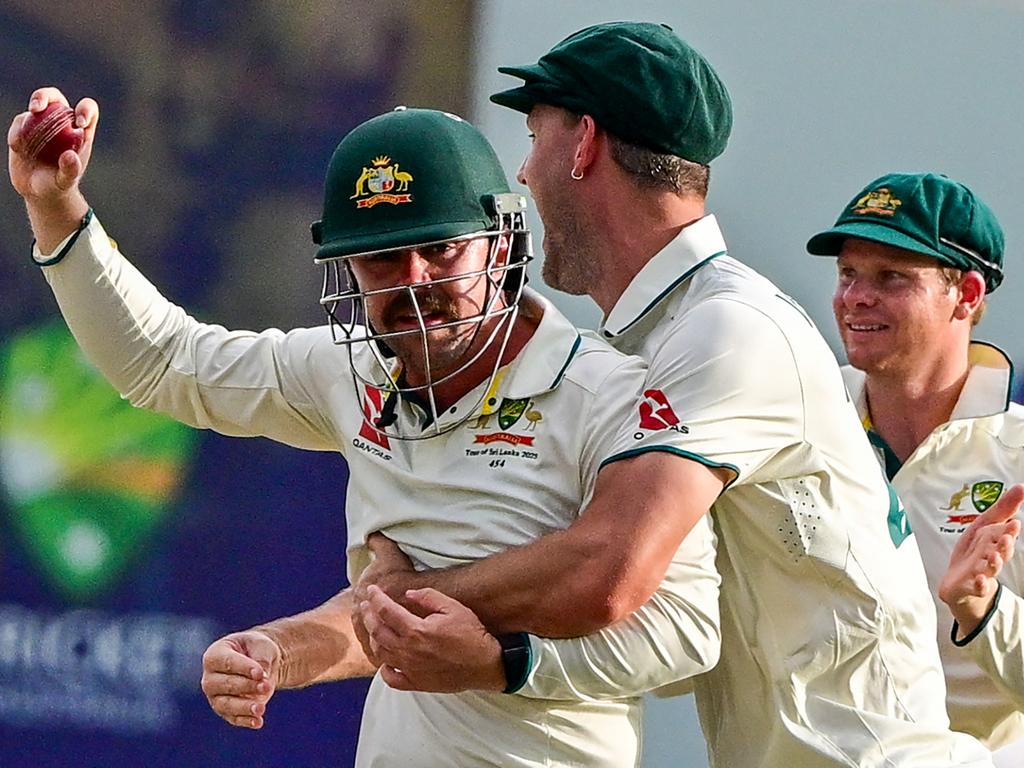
[{"xmin": 318, "ymin": 208, "xmax": 532, "ymax": 441}]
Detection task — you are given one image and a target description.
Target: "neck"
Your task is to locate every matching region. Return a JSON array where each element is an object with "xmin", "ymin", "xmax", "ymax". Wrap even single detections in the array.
[
  {"xmin": 863, "ymin": 350, "xmax": 970, "ymax": 462},
  {"xmin": 586, "ymin": 181, "xmax": 706, "ymax": 315}
]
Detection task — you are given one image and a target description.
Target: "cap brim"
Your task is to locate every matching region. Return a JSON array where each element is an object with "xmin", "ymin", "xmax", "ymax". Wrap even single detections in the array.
[
  {"xmin": 490, "ymin": 86, "xmax": 541, "ymax": 114},
  {"xmin": 490, "ymin": 64, "xmax": 564, "ymax": 114},
  {"xmin": 806, "ymin": 220, "xmax": 945, "ymax": 262},
  {"xmin": 315, "ymin": 220, "xmax": 490, "ymax": 262}
]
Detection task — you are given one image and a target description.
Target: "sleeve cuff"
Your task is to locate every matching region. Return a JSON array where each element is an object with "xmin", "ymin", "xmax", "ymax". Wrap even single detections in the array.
[
  {"xmin": 951, "ymin": 582, "xmax": 1003, "ymax": 647},
  {"xmin": 31, "ymin": 207, "xmax": 94, "ymax": 267}
]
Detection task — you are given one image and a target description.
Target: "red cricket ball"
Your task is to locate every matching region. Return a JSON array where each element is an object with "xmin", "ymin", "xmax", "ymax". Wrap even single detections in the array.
[{"xmin": 20, "ymin": 102, "xmax": 85, "ymax": 166}]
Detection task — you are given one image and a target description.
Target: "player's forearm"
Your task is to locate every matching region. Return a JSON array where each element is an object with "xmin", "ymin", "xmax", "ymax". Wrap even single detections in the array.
[
  {"xmin": 415, "ymin": 523, "xmax": 624, "ymax": 637},
  {"xmin": 37, "ymin": 215, "xmax": 335, "ymax": 449},
  {"xmin": 24, "ymin": 188, "xmax": 90, "ymax": 254},
  {"xmin": 408, "ymin": 455, "xmax": 721, "ymax": 637},
  {"xmin": 255, "ymin": 589, "xmax": 377, "ymax": 689},
  {"xmin": 518, "ymin": 521, "xmax": 721, "ymax": 700}
]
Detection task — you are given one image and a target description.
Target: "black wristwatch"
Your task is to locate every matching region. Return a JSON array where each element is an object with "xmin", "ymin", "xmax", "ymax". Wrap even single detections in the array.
[{"xmin": 497, "ymin": 632, "xmax": 532, "ymax": 693}]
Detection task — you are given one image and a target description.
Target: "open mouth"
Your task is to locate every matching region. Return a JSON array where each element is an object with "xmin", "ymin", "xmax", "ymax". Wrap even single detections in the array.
[{"xmin": 392, "ymin": 312, "xmax": 451, "ymax": 329}]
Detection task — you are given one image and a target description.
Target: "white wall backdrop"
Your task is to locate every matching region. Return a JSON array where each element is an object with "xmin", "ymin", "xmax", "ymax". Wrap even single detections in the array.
[{"xmin": 471, "ymin": 2, "xmax": 1024, "ymax": 766}]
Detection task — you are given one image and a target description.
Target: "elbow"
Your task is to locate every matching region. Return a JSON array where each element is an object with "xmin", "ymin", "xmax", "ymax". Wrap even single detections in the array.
[{"xmin": 564, "ymin": 566, "xmax": 654, "ymax": 633}]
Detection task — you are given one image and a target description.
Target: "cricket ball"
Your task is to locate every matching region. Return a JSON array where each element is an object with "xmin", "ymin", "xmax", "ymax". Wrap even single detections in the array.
[{"xmin": 21, "ymin": 102, "xmax": 84, "ymax": 165}]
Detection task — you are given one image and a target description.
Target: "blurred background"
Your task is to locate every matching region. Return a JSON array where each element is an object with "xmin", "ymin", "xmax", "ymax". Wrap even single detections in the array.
[{"xmin": 1, "ymin": 1, "xmax": 1022, "ymax": 766}]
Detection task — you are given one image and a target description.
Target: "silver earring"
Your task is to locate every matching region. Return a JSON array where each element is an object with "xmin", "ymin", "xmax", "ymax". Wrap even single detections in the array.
[{"xmin": 570, "ymin": 167, "xmax": 584, "ymax": 180}]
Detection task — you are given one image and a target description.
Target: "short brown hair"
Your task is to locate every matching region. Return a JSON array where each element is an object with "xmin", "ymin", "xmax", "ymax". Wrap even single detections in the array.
[
  {"xmin": 560, "ymin": 110, "xmax": 709, "ymax": 197},
  {"xmin": 608, "ymin": 135, "xmax": 710, "ymax": 197}
]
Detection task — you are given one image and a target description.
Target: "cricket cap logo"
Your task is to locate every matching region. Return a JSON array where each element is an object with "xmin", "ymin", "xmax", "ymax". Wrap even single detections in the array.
[
  {"xmin": 638, "ymin": 389, "xmax": 680, "ymax": 430},
  {"xmin": 852, "ymin": 187, "xmax": 902, "ymax": 217},
  {"xmin": 351, "ymin": 155, "xmax": 414, "ymax": 209}
]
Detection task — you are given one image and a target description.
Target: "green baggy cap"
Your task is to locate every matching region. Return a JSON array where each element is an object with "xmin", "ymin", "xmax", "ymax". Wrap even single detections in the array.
[
  {"xmin": 312, "ymin": 107, "xmax": 510, "ymax": 261},
  {"xmin": 491, "ymin": 21, "xmax": 732, "ymax": 165},
  {"xmin": 807, "ymin": 172, "xmax": 1005, "ymax": 292}
]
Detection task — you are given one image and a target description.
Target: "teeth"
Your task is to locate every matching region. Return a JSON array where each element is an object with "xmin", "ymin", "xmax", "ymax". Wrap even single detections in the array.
[{"xmin": 849, "ymin": 323, "xmax": 885, "ymax": 331}]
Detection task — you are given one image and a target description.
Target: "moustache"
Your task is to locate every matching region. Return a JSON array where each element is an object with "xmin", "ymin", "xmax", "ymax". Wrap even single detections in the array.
[{"xmin": 381, "ymin": 291, "xmax": 459, "ymax": 327}]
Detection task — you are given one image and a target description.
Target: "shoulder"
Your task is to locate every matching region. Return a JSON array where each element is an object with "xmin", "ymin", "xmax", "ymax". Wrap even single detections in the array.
[
  {"xmin": 978, "ymin": 404, "xmax": 1024, "ymax": 450},
  {"xmin": 561, "ymin": 331, "xmax": 647, "ymax": 397}
]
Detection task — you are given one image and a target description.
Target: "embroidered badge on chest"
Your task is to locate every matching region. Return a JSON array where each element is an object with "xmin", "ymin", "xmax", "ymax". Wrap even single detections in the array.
[{"xmin": 465, "ymin": 398, "xmax": 541, "ymax": 465}]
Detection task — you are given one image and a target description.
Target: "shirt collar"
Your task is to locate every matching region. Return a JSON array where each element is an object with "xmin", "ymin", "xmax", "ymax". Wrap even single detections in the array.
[
  {"xmin": 846, "ymin": 341, "xmax": 1013, "ymax": 426},
  {"xmin": 951, "ymin": 342, "xmax": 1013, "ymax": 420},
  {"xmin": 600, "ymin": 214, "xmax": 728, "ymax": 338}
]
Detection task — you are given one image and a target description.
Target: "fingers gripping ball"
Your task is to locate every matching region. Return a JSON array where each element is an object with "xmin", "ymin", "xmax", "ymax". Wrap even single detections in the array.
[{"xmin": 20, "ymin": 103, "xmax": 84, "ymax": 165}]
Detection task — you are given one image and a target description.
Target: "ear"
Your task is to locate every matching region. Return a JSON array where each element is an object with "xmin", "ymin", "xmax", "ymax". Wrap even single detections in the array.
[
  {"xmin": 572, "ymin": 115, "xmax": 600, "ymax": 176},
  {"xmin": 954, "ymin": 270, "xmax": 986, "ymax": 320}
]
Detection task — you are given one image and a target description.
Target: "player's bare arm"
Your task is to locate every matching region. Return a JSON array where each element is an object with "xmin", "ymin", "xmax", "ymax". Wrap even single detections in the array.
[
  {"xmin": 201, "ymin": 588, "xmax": 376, "ymax": 730},
  {"xmin": 8, "ymin": 88, "xmax": 95, "ymax": 252},
  {"xmin": 940, "ymin": 485, "xmax": 1024, "ymax": 639},
  {"xmin": 359, "ymin": 452, "xmax": 729, "ymax": 637}
]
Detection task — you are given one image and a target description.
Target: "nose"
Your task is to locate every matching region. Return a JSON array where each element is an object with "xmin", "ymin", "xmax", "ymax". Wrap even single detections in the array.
[
  {"xmin": 516, "ymin": 156, "xmax": 528, "ymax": 186},
  {"xmin": 398, "ymin": 251, "xmax": 433, "ymax": 285},
  {"xmin": 838, "ymin": 278, "xmax": 877, "ymax": 309}
]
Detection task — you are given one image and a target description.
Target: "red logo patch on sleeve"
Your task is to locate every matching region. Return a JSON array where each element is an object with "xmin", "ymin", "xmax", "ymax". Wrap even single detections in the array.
[{"xmin": 638, "ymin": 389, "xmax": 680, "ymax": 430}]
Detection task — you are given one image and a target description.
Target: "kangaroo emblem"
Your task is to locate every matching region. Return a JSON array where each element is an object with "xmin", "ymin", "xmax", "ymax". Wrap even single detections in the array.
[
  {"xmin": 351, "ymin": 166, "xmax": 373, "ymax": 199},
  {"xmin": 940, "ymin": 483, "xmax": 971, "ymax": 511}
]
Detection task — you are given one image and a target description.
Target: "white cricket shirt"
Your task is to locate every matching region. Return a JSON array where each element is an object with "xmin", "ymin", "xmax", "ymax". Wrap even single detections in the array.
[
  {"xmin": 36, "ymin": 215, "xmax": 721, "ymax": 767},
  {"xmin": 598, "ymin": 215, "xmax": 992, "ymax": 767},
  {"xmin": 845, "ymin": 343, "xmax": 1024, "ymax": 750}
]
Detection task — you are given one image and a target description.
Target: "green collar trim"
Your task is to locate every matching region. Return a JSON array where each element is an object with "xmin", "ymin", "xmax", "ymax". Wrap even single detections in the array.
[
  {"xmin": 549, "ymin": 333, "xmax": 582, "ymax": 389},
  {"xmin": 866, "ymin": 428, "xmax": 903, "ymax": 481},
  {"xmin": 603, "ymin": 250, "xmax": 726, "ymax": 339}
]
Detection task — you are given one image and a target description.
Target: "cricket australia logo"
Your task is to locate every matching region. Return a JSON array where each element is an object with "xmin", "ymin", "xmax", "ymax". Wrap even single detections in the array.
[
  {"xmin": 351, "ymin": 155, "xmax": 414, "ymax": 209},
  {"xmin": 634, "ymin": 389, "xmax": 689, "ymax": 440},
  {"xmin": 852, "ymin": 187, "xmax": 902, "ymax": 217},
  {"xmin": 972, "ymin": 480, "xmax": 1004, "ymax": 512}
]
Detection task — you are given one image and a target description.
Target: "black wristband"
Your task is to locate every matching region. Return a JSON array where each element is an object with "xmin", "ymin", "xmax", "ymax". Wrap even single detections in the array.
[
  {"xmin": 32, "ymin": 207, "xmax": 94, "ymax": 267},
  {"xmin": 497, "ymin": 632, "xmax": 532, "ymax": 694}
]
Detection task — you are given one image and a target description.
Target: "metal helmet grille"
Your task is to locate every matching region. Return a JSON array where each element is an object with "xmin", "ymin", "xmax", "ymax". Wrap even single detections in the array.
[{"xmin": 317, "ymin": 194, "xmax": 532, "ymax": 440}]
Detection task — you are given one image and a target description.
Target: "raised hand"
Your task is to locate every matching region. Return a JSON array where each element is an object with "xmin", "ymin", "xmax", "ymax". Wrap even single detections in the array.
[
  {"xmin": 8, "ymin": 87, "xmax": 97, "ymax": 252},
  {"xmin": 200, "ymin": 630, "xmax": 282, "ymax": 729},
  {"xmin": 939, "ymin": 484, "xmax": 1023, "ymax": 638}
]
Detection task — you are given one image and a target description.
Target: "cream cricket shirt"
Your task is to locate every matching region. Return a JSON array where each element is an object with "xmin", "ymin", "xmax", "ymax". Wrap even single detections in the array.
[
  {"xmin": 598, "ymin": 215, "xmax": 991, "ymax": 768},
  {"xmin": 37, "ymin": 215, "xmax": 721, "ymax": 768},
  {"xmin": 844, "ymin": 343, "xmax": 1024, "ymax": 750}
]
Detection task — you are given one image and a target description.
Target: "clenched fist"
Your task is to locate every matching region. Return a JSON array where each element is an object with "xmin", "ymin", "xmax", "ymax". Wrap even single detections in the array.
[{"xmin": 201, "ymin": 630, "xmax": 282, "ymax": 729}]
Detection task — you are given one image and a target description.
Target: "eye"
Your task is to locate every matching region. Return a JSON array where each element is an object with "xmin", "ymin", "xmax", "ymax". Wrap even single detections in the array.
[
  {"xmin": 880, "ymin": 270, "xmax": 905, "ymax": 283},
  {"xmin": 420, "ymin": 243, "xmax": 456, "ymax": 258}
]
